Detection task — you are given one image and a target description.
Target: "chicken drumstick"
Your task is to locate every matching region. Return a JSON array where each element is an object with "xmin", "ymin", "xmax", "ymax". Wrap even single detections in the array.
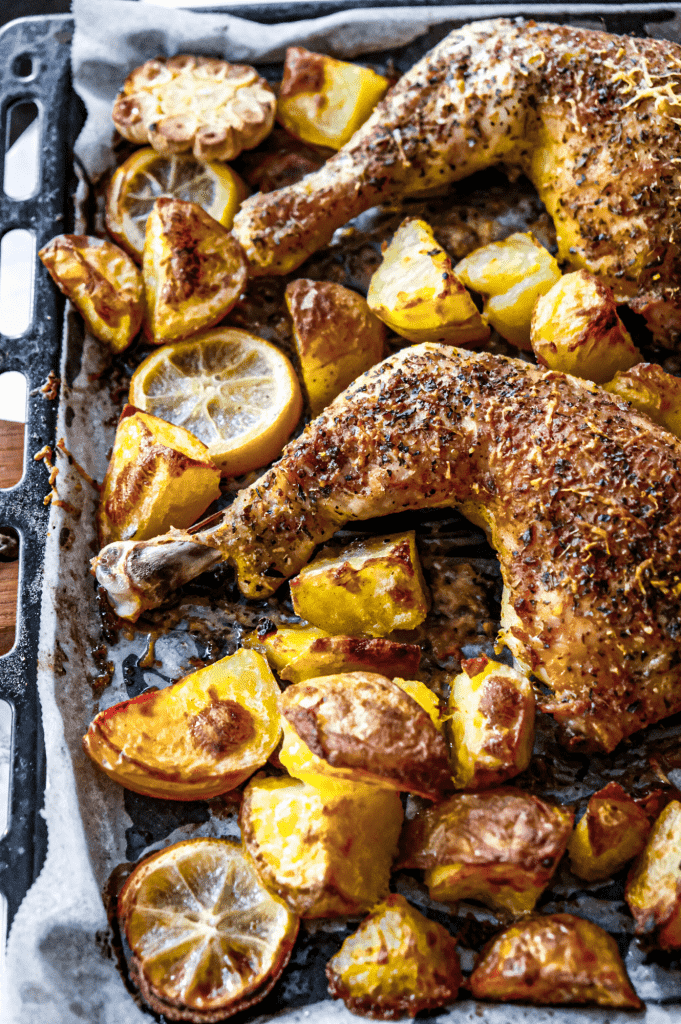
[
  {"xmin": 233, "ymin": 18, "xmax": 681, "ymax": 346},
  {"xmin": 93, "ymin": 345, "xmax": 681, "ymax": 752}
]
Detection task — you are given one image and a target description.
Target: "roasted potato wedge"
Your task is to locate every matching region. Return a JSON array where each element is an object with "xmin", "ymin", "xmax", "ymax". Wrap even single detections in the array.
[
  {"xmin": 240, "ymin": 774, "xmax": 403, "ymax": 917},
  {"xmin": 470, "ymin": 914, "xmax": 641, "ymax": 1008},
  {"xmin": 603, "ymin": 361, "xmax": 681, "ymax": 438},
  {"xmin": 626, "ymin": 799, "xmax": 681, "ymax": 949},
  {"xmin": 278, "ymin": 671, "xmax": 451, "ymax": 800},
  {"xmin": 454, "ymin": 232, "xmax": 560, "ymax": 350},
  {"xmin": 143, "ymin": 197, "xmax": 247, "ymax": 345},
  {"xmin": 112, "ymin": 54, "xmax": 276, "ymax": 161},
  {"xmin": 367, "ymin": 218, "xmax": 490, "ymax": 346},
  {"xmin": 277, "ymin": 46, "xmax": 389, "ymax": 150},
  {"xmin": 448, "ymin": 655, "xmax": 535, "ymax": 789},
  {"xmin": 286, "ymin": 279, "xmax": 386, "ymax": 414},
  {"xmin": 326, "ymin": 894, "xmax": 462, "ymax": 1019},
  {"xmin": 399, "ymin": 789, "xmax": 573, "ymax": 915},
  {"xmin": 39, "ymin": 234, "xmax": 144, "ymax": 353},
  {"xmin": 83, "ymin": 649, "xmax": 281, "ymax": 800},
  {"xmin": 568, "ymin": 782, "xmax": 651, "ymax": 882},
  {"xmin": 250, "ymin": 624, "xmax": 421, "ymax": 684},
  {"xmin": 531, "ymin": 270, "xmax": 641, "ymax": 383},
  {"xmin": 289, "ymin": 531, "xmax": 430, "ymax": 637},
  {"xmin": 97, "ymin": 405, "xmax": 221, "ymax": 546}
]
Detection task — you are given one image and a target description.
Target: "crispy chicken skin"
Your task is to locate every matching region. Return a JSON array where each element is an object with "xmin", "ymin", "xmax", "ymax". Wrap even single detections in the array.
[
  {"xmin": 93, "ymin": 344, "xmax": 681, "ymax": 752},
  {"xmin": 233, "ymin": 18, "xmax": 681, "ymax": 346}
]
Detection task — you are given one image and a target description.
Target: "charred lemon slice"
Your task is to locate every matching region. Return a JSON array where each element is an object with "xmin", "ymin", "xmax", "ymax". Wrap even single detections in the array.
[
  {"xmin": 119, "ymin": 839, "xmax": 299, "ymax": 1022},
  {"xmin": 106, "ymin": 148, "xmax": 249, "ymax": 261},
  {"xmin": 129, "ymin": 327, "xmax": 302, "ymax": 476}
]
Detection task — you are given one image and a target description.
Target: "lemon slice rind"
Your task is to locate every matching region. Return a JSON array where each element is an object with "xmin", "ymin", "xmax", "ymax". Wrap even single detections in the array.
[
  {"xmin": 120, "ymin": 839, "xmax": 298, "ymax": 1022},
  {"xmin": 129, "ymin": 328, "xmax": 302, "ymax": 476}
]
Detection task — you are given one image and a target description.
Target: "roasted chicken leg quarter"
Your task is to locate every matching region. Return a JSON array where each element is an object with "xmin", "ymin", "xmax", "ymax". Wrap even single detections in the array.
[
  {"xmin": 232, "ymin": 18, "xmax": 681, "ymax": 347},
  {"xmin": 93, "ymin": 344, "xmax": 681, "ymax": 753}
]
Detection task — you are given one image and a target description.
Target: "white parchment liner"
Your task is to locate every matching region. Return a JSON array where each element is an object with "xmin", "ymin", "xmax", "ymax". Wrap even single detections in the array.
[{"xmin": 4, "ymin": 2, "xmax": 681, "ymax": 1021}]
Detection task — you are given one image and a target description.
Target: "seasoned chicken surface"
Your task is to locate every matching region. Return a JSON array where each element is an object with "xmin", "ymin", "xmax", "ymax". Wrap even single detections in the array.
[
  {"xmin": 233, "ymin": 19, "xmax": 681, "ymax": 346},
  {"xmin": 94, "ymin": 344, "xmax": 681, "ymax": 752}
]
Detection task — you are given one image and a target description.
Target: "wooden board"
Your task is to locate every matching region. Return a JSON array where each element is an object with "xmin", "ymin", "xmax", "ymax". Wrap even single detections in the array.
[{"xmin": 0, "ymin": 420, "xmax": 25, "ymax": 654}]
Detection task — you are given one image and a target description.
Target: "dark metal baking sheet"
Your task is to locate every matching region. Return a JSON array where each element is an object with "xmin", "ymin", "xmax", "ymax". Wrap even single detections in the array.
[{"xmin": 3, "ymin": 5, "xmax": 681, "ymax": 1022}]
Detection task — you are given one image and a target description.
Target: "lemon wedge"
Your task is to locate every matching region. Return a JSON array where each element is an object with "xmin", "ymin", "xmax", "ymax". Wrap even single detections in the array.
[
  {"xmin": 106, "ymin": 147, "xmax": 248, "ymax": 261},
  {"xmin": 118, "ymin": 839, "xmax": 298, "ymax": 1021},
  {"xmin": 129, "ymin": 328, "xmax": 302, "ymax": 476}
]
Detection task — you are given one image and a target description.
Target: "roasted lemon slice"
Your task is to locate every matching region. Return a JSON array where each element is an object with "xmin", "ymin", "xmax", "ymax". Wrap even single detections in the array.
[
  {"xmin": 129, "ymin": 328, "xmax": 302, "ymax": 476},
  {"xmin": 119, "ymin": 839, "xmax": 299, "ymax": 1022},
  {"xmin": 106, "ymin": 147, "xmax": 249, "ymax": 261}
]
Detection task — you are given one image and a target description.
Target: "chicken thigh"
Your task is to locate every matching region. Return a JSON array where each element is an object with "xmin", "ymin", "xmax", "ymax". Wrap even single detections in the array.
[
  {"xmin": 233, "ymin": 18, "xmax": 681, "ymax": 346},
  {"xmin": 94, "ymin": 345, "xmax": 681, "ymax": 752}
]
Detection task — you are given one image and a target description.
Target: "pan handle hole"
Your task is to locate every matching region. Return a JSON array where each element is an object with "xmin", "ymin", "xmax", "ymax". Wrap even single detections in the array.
[
  {"xmin": 0, "ymin": 230, "xmax": 35, "ymax": 337},
  {"xmin": 0, "ymin": 701, "xmax": 12, "ymax": 838},
  {"xmin": 11, "ymin": 53, "xmax": 34, "ymax": 80},
  {"xmin": 4, "ymin": 100, "xmax": 41, "ymax": 200}
]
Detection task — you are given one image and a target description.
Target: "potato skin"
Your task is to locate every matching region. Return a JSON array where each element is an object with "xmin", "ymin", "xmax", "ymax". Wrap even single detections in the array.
[
  {"xmin": 626, "ymin": 800, "xmax": 681, "ymax": 949},
  {"xmin": 286, "ymin": 279, "xmax": 386, "ymax": 415},
  {"xmin": 278, "ymin": 671, "xmax": 452, "ymax": 800},
  {"xmin": 531, "ymin": 270, "xmax": 640, "ymax": 384},
  {"xmin": 97, "ymin": 405, "xmax": 221, "ymax": 546},
  {"xmin": 240, "ymin": 775, "xmax": 402, "ymax": 918},
  {"xmin": 289, "ymin": 531, "xmax": 430, "ymax": 637},
  {"xmin": 470, "ymin": 913, "xmax": 641, "ymax": 1008},
  {"xmin": 603, "ymin": 361, "xmax": 681, "ymax": 438},
  {"xmin": 143, "ymin": 197, "xmax": 247, "ymax": 345},
  {"xmin": 399, "ymin": 789, "xmax": 573, "ymax": 914},
  {"xmin": 39, "ymin": 234, "xmax": 144, "ymax": 352},
  {"xmin": 326, "ymin": 894, "xmax": 461, "ymax": 1019},
  {"xmin": 367, "ymin": 218, "xmax": 490, "ymax": 346},
  {"xmin": 448, "ymin": 655, "xmax": 535, "ymax": 789},
  {"xmin": 568, "ymin": 782, "xmax": 651, "ymax": 882},
  {"xmin": 277, "ymin": 46, "xmax": 389, "ymax": 151}
]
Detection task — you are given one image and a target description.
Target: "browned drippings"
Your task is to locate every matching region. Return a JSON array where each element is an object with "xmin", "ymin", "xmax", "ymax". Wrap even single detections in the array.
[{"xmin": 189, "ymin": 698, "xmax": 255, "ymax": 756}]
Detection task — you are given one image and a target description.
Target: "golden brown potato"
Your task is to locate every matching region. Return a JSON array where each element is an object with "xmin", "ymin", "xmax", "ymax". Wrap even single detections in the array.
[
  {"xmin": 625, "ymin": 799, "xmax": 681, "ymax": 949},
  {"xmin": 531, "ymin": 270, "xmax": 641, "ymax": 384},
  {"xmin": 398, "ymin": 789, "xmax": 573, "ymax": 915},
  {"xmin": 289, "ymin": 531, "xmax": 430, "ymax": 637},
  {"xmin": 97, "ymin": 405, "xmax": 221, "ymax": 547},
  {"xmin": 454, "ymin": 232, "xmax": 560, "ymax": 350},
  {"xmin": 568, "ymin": 782, "xmax": 651, "ymax": 882},
  {"xmin": 603, "ymin": 361, "xmax": 681, "ymax": 438},
  {"xmin": 39, "ymin": 234, "xmax": 144, "ymax": 352},
  {"xmin": 250, "ymin": 624, "xmax": 421, "ymax": 684},
  {"xmin": 83, "ymin": 649, "xmax": 281, "ymax": 800},
  {"xmin": 448, "ymin": 655, "xmax": 535, "ymax": 789},
  {"xmin": 470, "ymin": 914, "xmax": 641, "ymax": 1009},
  {"xmin": 240, "ymin": 774, "xmax": 403, "ymax": 917},
  {"xmin": 143, "ymin": 197, "xmax": 247, "ymax": 345},
  {"xmin": 112, "ymin": 54, "xmax": 276, "ymax": 161},
  {"xmin": 285, "ymin": 279, "xmax": 386, "ymax": 415},
  {"xmin": 326, "ymin": 894, "xmax": 462, "ymax": 1019},
  {"xmin": 367, "ymin": 218, "xmax": 490, "ymax": 346},
  {"xmin": 278, "ymin": 671, "xmax": 451, "ymax": 800},
  {"xmin": 277, "ymin": 47, "xmax": 389, "ymax": 151}
]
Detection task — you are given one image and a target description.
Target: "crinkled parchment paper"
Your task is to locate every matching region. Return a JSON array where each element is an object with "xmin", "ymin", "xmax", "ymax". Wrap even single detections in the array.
[{"xmin": 4, "ymin": 2, "xmax": 681, "ymax": 1022}]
